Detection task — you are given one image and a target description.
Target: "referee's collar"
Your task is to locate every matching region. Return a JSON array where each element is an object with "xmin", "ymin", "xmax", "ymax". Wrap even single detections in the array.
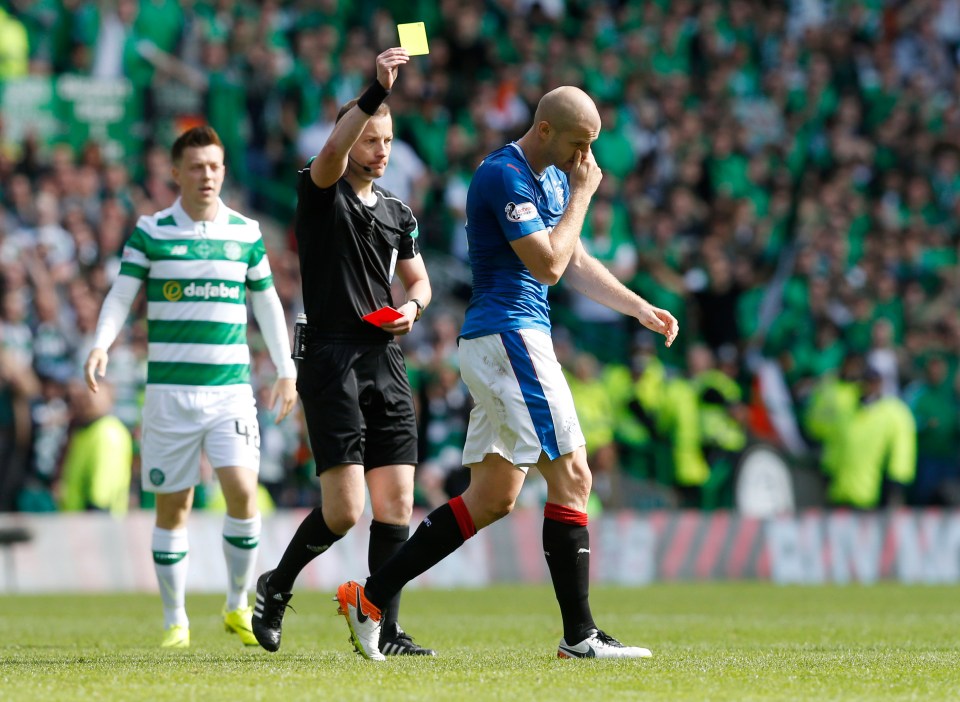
[{"xmin": 171, "ymin": 197, "xmax": 230, "ymax": 226}]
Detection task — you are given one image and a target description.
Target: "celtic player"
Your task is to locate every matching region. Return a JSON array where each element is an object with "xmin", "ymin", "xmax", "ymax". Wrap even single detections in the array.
[{"xmin": 84, "ymin": 126, "xmax": 298, "ymax": 649}]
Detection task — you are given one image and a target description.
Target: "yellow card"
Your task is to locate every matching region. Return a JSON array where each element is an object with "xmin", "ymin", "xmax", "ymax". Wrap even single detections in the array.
[{"xmin": 397, "ymin": 22, "xmax": 429, "ymax": 55}]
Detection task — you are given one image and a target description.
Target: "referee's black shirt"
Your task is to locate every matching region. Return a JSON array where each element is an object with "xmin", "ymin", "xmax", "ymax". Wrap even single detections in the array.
[{"xmin": 295, "ymin": 166, "xmax": 420, "ymax": 343}]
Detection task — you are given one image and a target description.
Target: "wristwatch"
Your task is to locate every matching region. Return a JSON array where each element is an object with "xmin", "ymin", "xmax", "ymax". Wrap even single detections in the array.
[{"xmin": 409, "ymin": 298, "xmax": 425, "ymax": 322}]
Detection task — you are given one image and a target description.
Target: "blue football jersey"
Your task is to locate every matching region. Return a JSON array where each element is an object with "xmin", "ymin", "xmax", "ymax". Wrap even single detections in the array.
[{"xmin": 460, "ymin": 143, "xmax": 570, "ymax": 339}]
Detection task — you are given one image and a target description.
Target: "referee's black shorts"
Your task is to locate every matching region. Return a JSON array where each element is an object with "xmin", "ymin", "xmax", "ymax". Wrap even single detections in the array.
[{"xmin": 297, "ymin": 340, "xmax": 418, "ymax": 474}]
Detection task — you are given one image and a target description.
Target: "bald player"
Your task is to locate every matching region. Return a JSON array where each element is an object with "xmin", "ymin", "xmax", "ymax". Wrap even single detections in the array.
[{"xmin": 335, "ymin": 87, "xmax": 679, "ymax": 661}]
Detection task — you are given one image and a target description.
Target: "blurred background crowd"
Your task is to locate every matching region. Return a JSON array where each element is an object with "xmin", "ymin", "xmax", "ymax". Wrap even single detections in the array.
[{"xmin": 1, "ymin": 0, "xmax": 959, "ymax": 517}]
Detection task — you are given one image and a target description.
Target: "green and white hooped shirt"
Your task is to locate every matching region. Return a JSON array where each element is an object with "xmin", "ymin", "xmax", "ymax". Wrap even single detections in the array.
[{"xmin": 113, "ymin": 199, "xmax": 276, "ymax": 389}]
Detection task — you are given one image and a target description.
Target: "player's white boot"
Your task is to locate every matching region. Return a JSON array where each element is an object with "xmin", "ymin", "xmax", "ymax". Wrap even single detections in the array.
[{"xmin": 557, "ymin": 629, "xmax": 652, "ymax": 659}]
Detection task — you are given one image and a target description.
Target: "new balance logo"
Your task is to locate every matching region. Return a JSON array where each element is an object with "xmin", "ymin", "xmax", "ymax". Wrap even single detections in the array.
[
  {"xmin": 170, "ymin": 245, "xmax": 188, "ymax": 255},
  {"xmin": 306, "ymin": 544, "xmax": 329, "ymax": 554}
]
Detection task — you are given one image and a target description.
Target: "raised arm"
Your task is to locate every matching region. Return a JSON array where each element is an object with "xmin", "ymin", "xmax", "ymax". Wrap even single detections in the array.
[{"xmin": 309, "ymin": 48, "xmax": 409, "ymax": 189}]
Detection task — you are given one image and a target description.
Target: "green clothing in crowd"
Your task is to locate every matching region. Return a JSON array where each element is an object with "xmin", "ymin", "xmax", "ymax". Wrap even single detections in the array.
[
  {"xmin": 907, "ymin": 383, "xmax": 960, "ymax": 460},
  {"xmin": 135, "ymin": 0, "xmax": 183, "ymax": 54}
]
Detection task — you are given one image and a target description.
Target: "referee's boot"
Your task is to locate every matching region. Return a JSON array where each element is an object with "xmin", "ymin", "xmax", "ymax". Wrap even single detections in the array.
[
  {"xmin": 379, "ymin": 622, "xmax": 437, "ymax": 656},
  {"xmin": 251, "ymin": 570, "xmax": 294, "ymax": 652}
]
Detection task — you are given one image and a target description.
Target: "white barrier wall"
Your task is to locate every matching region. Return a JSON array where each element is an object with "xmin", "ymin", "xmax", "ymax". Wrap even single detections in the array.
[{"xmin": 1, "ymin": 508, "xmax": 959, "ymax": 593}]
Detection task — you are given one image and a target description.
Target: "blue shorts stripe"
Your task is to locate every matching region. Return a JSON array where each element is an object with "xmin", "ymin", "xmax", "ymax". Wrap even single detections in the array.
[{"xmin": 500, "ymin": 330, "xmax": 560, "ymax": 459}]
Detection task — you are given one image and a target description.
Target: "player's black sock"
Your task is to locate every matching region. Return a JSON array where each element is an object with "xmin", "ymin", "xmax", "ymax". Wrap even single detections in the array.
[
  {"xmin": 269, "ymin": 508, "xmax": 342, "ymax": 592},
  {"xmin": 365, "ymin": 497, "xmax": 475, "ymax": 608},
  {"xmin": 368, "ymin": 520, "xmax": 410, "ymax": 630},
  {"xmin": 543, "ymin": 503, "xmax": 596, "ymax": 644}
]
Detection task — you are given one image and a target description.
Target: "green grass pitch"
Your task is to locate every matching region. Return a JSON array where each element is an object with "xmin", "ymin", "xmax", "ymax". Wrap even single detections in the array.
[{"xmin": 1, "ymin": 583, "xmax": 959, "ymax": 701}]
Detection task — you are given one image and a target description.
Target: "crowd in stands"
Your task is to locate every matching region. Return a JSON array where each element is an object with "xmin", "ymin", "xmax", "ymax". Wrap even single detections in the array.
[{"xmin": 2, "ymin": 0, "xmax": 960, "ymax": 515}]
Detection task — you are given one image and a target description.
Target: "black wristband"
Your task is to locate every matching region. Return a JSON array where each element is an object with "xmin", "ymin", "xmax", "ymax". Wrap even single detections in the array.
[{"xmin": 357, "ymin": 80, "xmax": 390, "ymax": 116}]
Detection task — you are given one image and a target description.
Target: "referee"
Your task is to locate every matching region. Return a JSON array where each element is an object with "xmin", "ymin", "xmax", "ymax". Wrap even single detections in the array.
[{"xmin": 251, "ymin": 48, "xmax": 434, "ymax": 656}]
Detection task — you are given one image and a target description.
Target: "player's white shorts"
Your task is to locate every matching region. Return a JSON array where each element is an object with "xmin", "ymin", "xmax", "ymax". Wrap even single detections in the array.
[
  {"xmin": 459, "ymin": 329, "xmax": 585, "ymax": 470},
  {"xmin": 140, "ymin": 385, "xmax": 260, "ymax": 493}
]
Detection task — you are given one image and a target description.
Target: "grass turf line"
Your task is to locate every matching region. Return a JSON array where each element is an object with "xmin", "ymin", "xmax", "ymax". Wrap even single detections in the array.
[{"xmin": 1, "ymin": 583, "xmax": 959, "ymax": 701}]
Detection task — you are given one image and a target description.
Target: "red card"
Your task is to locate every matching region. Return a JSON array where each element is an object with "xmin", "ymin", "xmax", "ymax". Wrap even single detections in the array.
[{"xmin": 362, "ymin": 306, "xmax": 404, "ymax": 326}]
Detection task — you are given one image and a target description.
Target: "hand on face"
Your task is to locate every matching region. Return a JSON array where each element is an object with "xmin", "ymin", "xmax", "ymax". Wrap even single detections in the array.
[{"xmin": 567, "ymin": 148, "xmax": 603, "ymax": 199}]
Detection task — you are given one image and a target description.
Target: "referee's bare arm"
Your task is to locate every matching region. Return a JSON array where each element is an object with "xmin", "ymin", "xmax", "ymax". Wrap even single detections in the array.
[
  {"xmin": 310, "ymin": 48, "xmax": 409, "ymax": 189},
  {"xmin": 381, "ymin": 255, "xmax": 432, "ymax": 336}
]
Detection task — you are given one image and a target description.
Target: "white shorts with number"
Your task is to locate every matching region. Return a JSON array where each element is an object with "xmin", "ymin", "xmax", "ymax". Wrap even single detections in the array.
[
  {"xmin": 140, "ymin": 386, "xmax": 260, "ymax": 493},
  {"xmin": 459, "ymin": 328, "xmax": 585, "ymax": 470}
]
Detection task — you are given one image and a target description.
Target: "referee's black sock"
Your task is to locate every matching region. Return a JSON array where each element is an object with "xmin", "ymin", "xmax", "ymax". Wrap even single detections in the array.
[
  {"xmin": 543, "ymin": 503, "xmax": 596, "ymax": 644},
  {"xmin": 268, "ymin": 508, "xmax": 342, "ymax": 593},
  {"xmin": 365, "ymin": 496, "xmax": 476, "ymax": 609},
  {"xmin": 368, "ymin": 520, "xmax": 410, "ymax": 631}
]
